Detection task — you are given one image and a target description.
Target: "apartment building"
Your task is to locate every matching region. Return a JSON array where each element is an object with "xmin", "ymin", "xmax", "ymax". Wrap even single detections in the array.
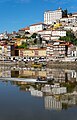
[
  {"xmin": 18, "ymin": 48, "xmax": 46, "ymax": 58},
  {"xmin": 64, "ymin": 25, "xmax": 77, "ymax": 32},
  {"xmin": 38, "ymin": 30, "xmax": 52, "ymax": 40},
  {"xmin": 52, "ymin": 30, "xmax": 66, "ymax": 37},
  {"xmin": 60, "ymin": 16, "xmax": 77, "ymax": 24},
  {"xmin": 38, "ymin": 30, "xmax": 66, "ymax": 41},
  {"xmin": 46, "ymin": 40, "xmax": 68, "ymax": 59},
  {"xmin": 0, "ymin": 44, "xmax": 15, "ymax": 60},
  {"xmin": 44, "ymin": 8, "xmax": 62, "ymax": 24},
  {"xmin": 46, "ymin": 40, "xmax": 77, "ymax": 61}
]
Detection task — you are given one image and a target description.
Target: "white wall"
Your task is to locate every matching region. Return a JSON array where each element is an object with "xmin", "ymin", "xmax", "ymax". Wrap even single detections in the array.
[
  {"xmin": 30, "ymin": 24, "xmax": 46, "ymax": 33},
  {"xmin": 52, "ymin": 30, "xmax": 66, "ymax": 37}
]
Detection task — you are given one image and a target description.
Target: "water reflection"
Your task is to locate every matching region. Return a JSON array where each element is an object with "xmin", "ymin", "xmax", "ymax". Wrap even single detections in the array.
[{"xmin": 0, "ymin": 66, "xmax": 77, "ymax": 111}]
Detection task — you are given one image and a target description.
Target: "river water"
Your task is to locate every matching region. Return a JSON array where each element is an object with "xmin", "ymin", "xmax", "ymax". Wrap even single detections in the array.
[{"xmin": 0, "ymin": 66, "xmax": 77, "ymax": 120}]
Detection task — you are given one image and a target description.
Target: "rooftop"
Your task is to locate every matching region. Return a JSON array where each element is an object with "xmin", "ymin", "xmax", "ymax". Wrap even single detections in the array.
[
  {"xmin": 30, "ymin": 22, "xmax": 47, "ymax": 26},
  {"xmin": 19, "ymin": 27, "xmax": 30, "ymax": 31}
]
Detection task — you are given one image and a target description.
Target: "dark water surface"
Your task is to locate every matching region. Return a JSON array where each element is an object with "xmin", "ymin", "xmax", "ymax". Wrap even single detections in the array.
[{"xmin": 0, "ymin": 81, "xmax": 77, "ymax": 120}]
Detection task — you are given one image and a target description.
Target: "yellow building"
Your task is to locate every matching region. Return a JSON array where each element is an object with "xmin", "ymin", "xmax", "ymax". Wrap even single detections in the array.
[
  {"xmin": 19, "ymin": 48, "xmax": 46, "ymax": 57},
  {"xmin": 53, "ymin": 23, "xmax": 62, "ymax": 30}
]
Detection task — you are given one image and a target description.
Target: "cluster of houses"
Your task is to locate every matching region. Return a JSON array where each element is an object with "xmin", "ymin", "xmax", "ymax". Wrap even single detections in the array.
[{"xmin": 0, "ymin": 8, "xmax": 77, "ymax": 62}]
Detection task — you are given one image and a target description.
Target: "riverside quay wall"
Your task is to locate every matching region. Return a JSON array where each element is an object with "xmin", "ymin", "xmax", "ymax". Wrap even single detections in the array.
[
  {"xmin": 0, "ymin": 61, "xmax": 77, "ymax": 70},
  {"xmin": 47, "ymin": 61, "xmax": 77, "ymax": 70}
]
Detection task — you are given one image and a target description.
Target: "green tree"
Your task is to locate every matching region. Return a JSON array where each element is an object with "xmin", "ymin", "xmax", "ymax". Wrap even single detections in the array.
[
  {"xmin": 17, "ymin": 42, "xmax": 28, "ymax": 49},
  {"xmin": 62, "ymin": 9, "xmax": 68, "ymax": 17},
  {"xmin": 31, "ymin": 33, "xmax": 37, "ymax": 38},
  {"xmin": 59, "ymin": 30, "xmax": 77, "ymax": 45}
]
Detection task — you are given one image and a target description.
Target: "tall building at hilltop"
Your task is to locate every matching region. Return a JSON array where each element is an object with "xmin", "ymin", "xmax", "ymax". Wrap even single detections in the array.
[{"xmin": 44, "ymin": 8, "xmax": 62, "ymax": 24}]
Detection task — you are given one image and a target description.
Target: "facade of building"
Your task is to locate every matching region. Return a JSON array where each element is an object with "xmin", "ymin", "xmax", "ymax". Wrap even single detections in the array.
[
  {"xmin": 18, "ymin": 27, "xmax": 30, "ymax": 36},
  {"xmin": 52, "ymin": 30, "xmax": 66, "ymax": 37},
  {"xmin": 30, "ymin": 23, "xmax": 47, "ymax": 33},
  {"xmin": 64, "ymin": 26, "xmax": 77, "ymax": 32},
  {"xmin": 18, "ymin": 48, "xmax": 46, "ymax": 58},
  {"xmin": 0, "ymin": 44, "xmax": 15, "ymax": 60},
  {"xmin": 60, "ymin": 16, "xmax": 77, "ymax": 24},
  {"xmin": 44, "ymin": 8, "xmax": 62, "ymax": 24},
  {"xmin": 38, "ymin": 30, "xmax": 52, "ymax": 40},
  {"xmin": 46, "ymin": 40, "xmax": 68, "ymax": 59},
  {"xmin": 46, "ymin": 41, "xmax": 77, "ymax": 61},
  {"xmin": 38, "ymin": 30, "xmax": 66, "ymax": 41}
]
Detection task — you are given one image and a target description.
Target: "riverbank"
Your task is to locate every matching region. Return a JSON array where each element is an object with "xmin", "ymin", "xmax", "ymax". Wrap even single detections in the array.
[
  {"xmin": 0, "ymin": 61, "xmax": 77, "ymax": 70},
  {"xmin": 47, "ymin": 61, "xmax": 77, "ymax": 70}
]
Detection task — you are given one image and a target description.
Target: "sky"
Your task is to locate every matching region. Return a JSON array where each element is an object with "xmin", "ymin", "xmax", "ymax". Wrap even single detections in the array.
[{"xmin": 0, "ymin": 0, "xmax": 77, "ymax": 33}]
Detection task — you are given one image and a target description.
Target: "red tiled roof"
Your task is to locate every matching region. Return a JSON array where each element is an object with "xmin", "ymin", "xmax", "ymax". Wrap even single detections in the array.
[
  {"xmin": 20, "ymin": 27, "xmax": 30, "ymax": 31},
  {"xmin": 30, "ymin": 22, "xmax": 47, "ymax": 26}
]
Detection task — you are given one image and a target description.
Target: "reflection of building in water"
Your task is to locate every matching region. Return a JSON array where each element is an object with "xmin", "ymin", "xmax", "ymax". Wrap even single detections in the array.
[
  {"xmin": 19, "ymin": 69, "xmax": 46, "ymax": 78},
  {"xmin": 46, "ymin": 68, "xmax": 77, "ymax": 83},
  {"xmin": 52, "ymin": 87, "xmax": 67, "ymax": 95},
  {"xmin": 44, "ymin": 94, "xmax": 77, "ymax": 111},
  {"xmin": 41, "ymin": 84, "xmax": 67, "ymax": 95},
  {"xmin": 44, "ymin": 96, "xmax": 62, "ymax": 110},
  {"xmin": 61, "ymin": 95, "xmax": 76, "ymax": 106},
  {"xmin": 41, "ymin": 85, "xmax": 51, "ymax": 93},
  {"xmin": 0, "ymin": 66, "xmax": 77, "ymax": 83},
  {"xmin": 11, "ymin": 71, "xmax": 19, "ymax": 77},
  {"xmin": 30, "ymin": 86, "xmax": 43, "ymax": 97},
  {"xmin": 66, "ymin": 70, "xmax": 77, "ymax": 82},
  {"xmin": 0, "ymin": 70, "xmax": 11, "ymax": 77},
  {"xmin": 47, "ymin": 68, "xmax": 67, "ymax": 83}
]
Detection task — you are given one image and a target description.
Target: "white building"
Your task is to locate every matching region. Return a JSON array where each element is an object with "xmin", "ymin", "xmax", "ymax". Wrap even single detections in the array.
[
  {"xmin": 30, "ymin": 23, "xmax": 47, "ymax": 33},
  {"xmin": 38, "ymin": 30, "xmax": 66, "ymax": 40},
  {"xmin": 44, "ymin": 8, "xmax": 62, "ymax": 24},
  {"xmin": 38, "ymin": 30, "xmax": 52, "ymax": 40},
  {"xmin": 64, "ymin": 25, "xmax": 77, "ymax": 32},
  {"xmin": 60, "ymin": 16, "xmax": 77, "ymax": 24},
  {"xmin": 52, "ymin": 30, "xmax": 66, "ymax": 37}
]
